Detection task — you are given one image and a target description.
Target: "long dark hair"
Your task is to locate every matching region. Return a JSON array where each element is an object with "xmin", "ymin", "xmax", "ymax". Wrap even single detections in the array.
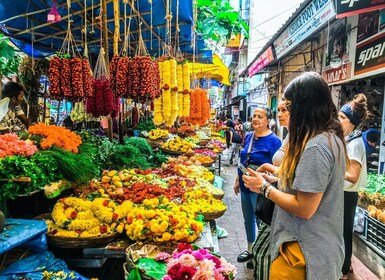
[{"xmin": 278, "ymin": 72, "xmax": 346, "ymax": 187}]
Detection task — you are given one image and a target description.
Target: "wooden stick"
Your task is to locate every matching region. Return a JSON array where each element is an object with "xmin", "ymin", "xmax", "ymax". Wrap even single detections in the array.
[
  {"xmin": 113, "ymin": 0, "xmax": 119, "ymax": 56},
  {"xmin": 0, "ymin": 177, "xmax": 31, "ymax": 183},
  {"xmin": 102, "ymin": 0, "xmax": 109, "ymax": 65}
]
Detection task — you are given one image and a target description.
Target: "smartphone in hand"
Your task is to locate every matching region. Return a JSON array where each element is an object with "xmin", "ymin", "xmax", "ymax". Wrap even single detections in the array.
[{"xmin": 239, "ymin": 163, "xmax": 250, "ymax": 176}]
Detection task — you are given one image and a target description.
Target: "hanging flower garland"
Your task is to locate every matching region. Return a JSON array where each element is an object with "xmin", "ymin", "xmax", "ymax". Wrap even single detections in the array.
[
  {"xmin": 182, "ymin": 63, "xmax": 190, "ymax": 117},
  {"xmin": 153, "ymin": 97, "xmax": 164, "ymax": 126},
  {"xmin": 169, "ymin": 59, "xmax": 179, "ymax": 123},
  {"xmin": 161, "ymin": 60, "xmax": 172, "ymax": 121},
  {"xmin": 48, "ymin": 56, "xmax": 93, "ymax": 100},
  {"xmin": 186, "ymin": 88, "xmax": 210, "ymax": 126},
  {"xmin": 176, "ymin": 63, "xmax": 184, "ymax": 117}
]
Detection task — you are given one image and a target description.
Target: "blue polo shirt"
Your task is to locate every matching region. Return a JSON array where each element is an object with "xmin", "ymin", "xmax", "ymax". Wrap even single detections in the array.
[
  {"xmin": 238, "ymin": 132, "xmax": 281, "ymax": 193},
  {"xmin": 362, "ymin": 128, "xmax": 380, "ymax": 157}
]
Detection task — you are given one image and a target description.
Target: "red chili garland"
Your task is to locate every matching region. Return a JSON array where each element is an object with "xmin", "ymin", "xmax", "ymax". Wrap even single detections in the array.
[{"xmin": 86, "ymin": 79, "xmax": 115, "ymax": 117}]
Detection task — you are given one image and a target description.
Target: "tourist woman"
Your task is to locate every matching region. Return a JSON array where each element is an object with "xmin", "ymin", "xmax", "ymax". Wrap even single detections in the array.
[
  {"xmin": 243, "ymin": 72, "xmax": 347, "ymax": 280},
  {"xmin": 338, "ymin": 94, "xmax": 368, "ymax": 279},
  {"xmin": 251, "ymin": 99, "xmax": 290, "ymax": 279},
  {"xmin": 233, "ymin": 107, "xmax": 281, "ymax": 265}
]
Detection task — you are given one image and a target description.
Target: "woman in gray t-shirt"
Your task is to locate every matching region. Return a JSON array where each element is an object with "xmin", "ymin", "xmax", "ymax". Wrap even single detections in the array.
[{"xmin": 243, "ymin": 72, "xmax": 347, "ymax": 280}]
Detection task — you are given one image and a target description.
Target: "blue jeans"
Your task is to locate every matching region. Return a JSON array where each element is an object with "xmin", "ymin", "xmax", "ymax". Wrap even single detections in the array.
[
  {"xmin": 241, "ymin": 191, "xmax": 259, "ymax": 244},
  {"xmin": 227, "ymin": 143, "xmax": 241, "ymax": 165}
]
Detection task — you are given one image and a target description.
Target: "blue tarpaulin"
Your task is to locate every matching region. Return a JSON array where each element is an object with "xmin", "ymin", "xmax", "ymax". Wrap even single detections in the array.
[
  {"xmin": 0, "ymin": 219, "xmax": 47, "ymax": 254},
  {"xmin": 0, "ymin": 251, "xmax": 88, "ymax": 280},
  {"xmin": 0, "ymin": 0, "xmax": 209, "ymax": 59}
]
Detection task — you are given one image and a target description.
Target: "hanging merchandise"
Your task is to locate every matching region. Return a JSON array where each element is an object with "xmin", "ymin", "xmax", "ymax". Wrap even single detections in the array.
[
  {"xmin": 48, "ymin": 2, "xmax": 93, "ymax": 101},
  {"xmin": 47, "ymin": 0, "xmax": 61, "ymax": 23},
  {"xmin": 115, "ymin": 57, "xmax": 131, "ymax": 97},
  {"xmin": 86, "ymin": 48, "xmax": 115, "ymax": 117},
  {"xmin": 187, "ymin": 88, "xmax": 210, "ymax": 126},
  {"xmin": 176, "ymin": 63, "xmax": 184, "ymax": 117},
  {"xmin": 160, "ymin": 60, "xmax": 171, "ymax": 121},
  {"xmin": 109, "ymin": 55, "xmax": 120, "ymax": 93},
  {"xmin": 182, "ymin": 63, "xmax": 191, "ymax": 117},
  {"xmin": 129, "ymin": 31, "xmax": 160, "ymax": 103},
  {"xmin": 169, "ymin": 59, "xmax": 178, "ymax": 124},
  {"xmin": 153, "ymin": 97, "xmax": 163, "ymax": 125}
]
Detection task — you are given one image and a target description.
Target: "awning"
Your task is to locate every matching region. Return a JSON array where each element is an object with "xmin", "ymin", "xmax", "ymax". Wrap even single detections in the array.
[
  {"xmin": 188, "ymin": 54, "xmax": 230, "ymax": 85},
  {"xmin": 0, "ymin": 0, "xmax": 208, "ymax": 58}
]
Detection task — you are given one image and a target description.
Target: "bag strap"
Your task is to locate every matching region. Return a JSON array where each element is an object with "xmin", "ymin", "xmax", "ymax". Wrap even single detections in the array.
[{"xmin": 246, "ymin": 133, "xmax": 255, "ymax": 164}]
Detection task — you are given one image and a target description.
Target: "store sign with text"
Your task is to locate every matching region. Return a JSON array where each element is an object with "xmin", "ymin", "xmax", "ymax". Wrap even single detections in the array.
[
  {"xmin": 273, "ymin": 0, "xmax": 335, "ymax": 59},
  {"xmin": 354, "ymin": 32, "xmax": 385, "ymax": 76},
  {"xmin": 336, "ymin": 0, "xmax": 385, "ymax": 18},
  {"xmin": 248, "ymin": 47, "xmax": 274, "ymax": 77},
  {"xmin": 322, "ymin": 62, "xmax": 352, "ymax": 84}
]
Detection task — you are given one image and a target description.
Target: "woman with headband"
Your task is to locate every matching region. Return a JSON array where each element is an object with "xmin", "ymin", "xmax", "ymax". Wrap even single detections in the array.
[{"xmin": 338, "ymin": 94, "xmax": 368, "ymax": 279}]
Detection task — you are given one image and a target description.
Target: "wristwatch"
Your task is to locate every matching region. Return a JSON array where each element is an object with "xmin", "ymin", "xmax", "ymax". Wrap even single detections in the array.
[
  {"xmin": 260, "ymin": 181, "xmax": 270, "ymax": 195},
  {"xmin": 264, "ymin": 185, "xmax": 274, "ymax": 199}
]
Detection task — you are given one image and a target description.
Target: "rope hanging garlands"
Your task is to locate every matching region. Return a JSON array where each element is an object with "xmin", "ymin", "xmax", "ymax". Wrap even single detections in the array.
[{"xmin": 48, "ymin": 0, "xmax": 93, "ymax": 101}]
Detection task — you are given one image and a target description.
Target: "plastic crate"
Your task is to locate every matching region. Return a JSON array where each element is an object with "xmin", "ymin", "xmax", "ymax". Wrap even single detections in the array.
[{"xmin": 364, "ymin": 212, "xmax": 385, "ymax": 253}]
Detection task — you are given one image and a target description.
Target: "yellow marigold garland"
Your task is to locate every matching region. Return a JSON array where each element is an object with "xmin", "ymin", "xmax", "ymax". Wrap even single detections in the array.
[
  {"xmin": 153, "ymin": 97, "xmax": 164, "ymax": 125},
  {"xmin": 182, "ymin": 63, "xmax": 190, "ymax": 117}
]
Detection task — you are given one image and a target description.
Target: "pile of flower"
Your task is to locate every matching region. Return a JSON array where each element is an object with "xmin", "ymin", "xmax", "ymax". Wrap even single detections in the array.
[
  {"xmin": 148, "ymin": 128, "xmax": 169, "ymax": 140},
  {"xmin": 125, "ymin": 197, "xmax": 204, "ymax": 243},
  {"xmin": 28, "ymin": 123, "xmax": 82, "ymax": 153},
  {"xmin": 112, "ymin": 181, "xmax": 187, "ymax": 204},
  {"xmin": 48, "ymin": 197, "xmax": 132, "ymax": 237},
  {"xmin": 193, "ymin": 148, "xmax": 217, "ymax": 157},
  {"xmin": 0, "ymin": 133, "xmax": 37, "ymax": 158},
  {"xmin": 157, "ymin": 243, "xmax": 236, "ymax": 280},
  {"xmin": 183, "ymin": 189, "xmax": 227, "ymax": 214}
]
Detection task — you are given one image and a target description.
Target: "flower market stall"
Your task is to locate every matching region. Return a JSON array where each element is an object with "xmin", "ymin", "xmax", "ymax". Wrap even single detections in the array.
[{"xmin": 0, "ymin": 0, "xmax": 234, "ymax": 278}]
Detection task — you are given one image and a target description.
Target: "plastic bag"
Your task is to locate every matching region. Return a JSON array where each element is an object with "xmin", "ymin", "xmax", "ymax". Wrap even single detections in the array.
[{"xmin": 354, "ymin": 207, "xmax": 365, "ymax": 234}]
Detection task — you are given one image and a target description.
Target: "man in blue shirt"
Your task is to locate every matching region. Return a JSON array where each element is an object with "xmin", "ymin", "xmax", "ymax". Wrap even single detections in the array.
[{"xmin": 362, "ymin": 128, "xmax": 380, "ymax": 158}]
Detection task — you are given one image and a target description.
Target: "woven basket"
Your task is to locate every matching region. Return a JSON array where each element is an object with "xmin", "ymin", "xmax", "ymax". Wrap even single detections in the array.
[
  {"xmin": 198, "ymin": 209, "xmax": 226, "ymax": 220},
  {"xmin": 34, "ymin": 213, "xmax": 120, "ymax": 248},
  {"xmin": 146, "ymin": 139, "xmax": 161, "ymax": 149},
  {"xmin": 160, "ymin": 147, "xmax": 185, "ymax": 155},
  {"xmin": 199, "ymin": 140, "xmax": 209, "ymax": 146},
  {"xmin": 201, "ymin": 161, "xmax": 214, "ymax": 167},
  {"xmin": 124, "ymin": 242, "xmax": 176, "ymax": 280},
  {"xmin": 211, "ymin": 155, "xmax": 219, "ymax": 162},
  {"xmin": 212, "ymin": 193, "xmax": 224, "ymax": 200}
]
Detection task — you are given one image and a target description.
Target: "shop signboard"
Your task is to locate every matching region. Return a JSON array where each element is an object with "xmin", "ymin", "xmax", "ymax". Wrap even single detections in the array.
[
  {"xmin": 323, "ymin": 62, "xmax": 352, "ymax": 84},
  {"xmin": 336, "ymin": 0, "xmax": 385, "ymax": 19},
  {"xmin": 273, "ymin": 0, "xmax": 335, "ymax": 59},
  {"xmin": 354, "ymin": 31, "xmax": 385, "ymax": 76},
  {"xmin": 248, "ymin": 47, "xmax": 274, "ymax": 77}
]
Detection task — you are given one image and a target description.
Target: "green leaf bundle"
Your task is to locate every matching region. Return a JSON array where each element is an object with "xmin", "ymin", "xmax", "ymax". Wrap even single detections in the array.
[{"xmin": 39, "ymin": 147, "xmax": 99, "ymax": 185}]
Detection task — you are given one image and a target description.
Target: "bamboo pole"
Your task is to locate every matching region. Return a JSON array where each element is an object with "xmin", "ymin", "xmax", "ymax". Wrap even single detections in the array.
[
  {"xmin": 113, "ymin": 0, "xmax": 120, "ymax": 56},
  {"xmin": 102, "ymin": 0, "xmax": 109, "ymax": 64},
  {"xmin": 14, "ymin": 0, "xmax": 114, "ymax": 37}
]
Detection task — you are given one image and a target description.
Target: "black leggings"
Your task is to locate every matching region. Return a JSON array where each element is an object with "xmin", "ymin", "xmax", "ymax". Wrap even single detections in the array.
[{"xmin": 342, "ymin": 191, "xmax": 358, "ymax": 275}]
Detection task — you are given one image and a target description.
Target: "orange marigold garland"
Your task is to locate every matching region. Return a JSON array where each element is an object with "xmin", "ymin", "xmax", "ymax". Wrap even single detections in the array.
[
  {"xmin": 187, "ymin": 88, "xmax": 210, "ymax": 126},
  {"xmin": 28, "ymin": 123, "xmax": 82, "ymax": 153}
]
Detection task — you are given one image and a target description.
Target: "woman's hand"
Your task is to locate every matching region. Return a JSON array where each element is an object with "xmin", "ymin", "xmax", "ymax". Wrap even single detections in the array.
[
  {"xmin": 257, "ymin": 163, "xmax": 278, "ymax": 174},
  {"xmin": 242, "ymin": 168, "xmax": 266, "ymax": 193},
  {"xmin": 234, "ymin": 183, "xmax": 240, "ymax": 195},
  {"xmin": 234, "ymin": 176, "xmax": 240, "ymax": 195}
]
